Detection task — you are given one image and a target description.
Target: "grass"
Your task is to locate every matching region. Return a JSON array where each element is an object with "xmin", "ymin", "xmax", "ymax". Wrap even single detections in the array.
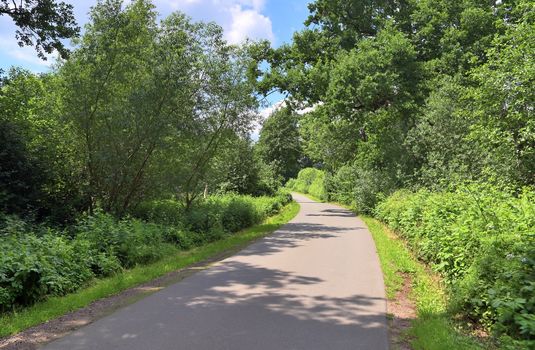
[
  {"xmin": 361, "ymin": 216, "xmax": 485, "ymax": 350},
  {"xmin": 293, "ymin": 191, "xmax": 485, "ymax": 349},
  {"xmin": 0, "ymin": 201, "xmax": 300, "ymax": 338}
]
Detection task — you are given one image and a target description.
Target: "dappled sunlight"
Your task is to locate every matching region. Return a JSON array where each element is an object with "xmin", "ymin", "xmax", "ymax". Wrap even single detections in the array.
[{"xmin": 178, "ymin": 261, "xmax": 386, "ymax": 329}]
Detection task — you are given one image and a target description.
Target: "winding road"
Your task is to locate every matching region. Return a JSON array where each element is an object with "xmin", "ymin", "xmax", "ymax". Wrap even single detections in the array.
[{"xmin": 43, "ymin": 193, "xmax": 388, "ymax": 350}]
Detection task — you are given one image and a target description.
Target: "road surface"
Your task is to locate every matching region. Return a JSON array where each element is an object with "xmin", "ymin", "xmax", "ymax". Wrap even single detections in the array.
[{"xmin": 43, "ymin": 193, "xmax": 388, "ymax": 350}]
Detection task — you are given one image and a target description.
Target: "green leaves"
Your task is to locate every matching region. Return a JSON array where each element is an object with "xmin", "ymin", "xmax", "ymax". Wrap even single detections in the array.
[{"xmin": 376, "ymin": 185, "xmax": 535, "ymax": 342}]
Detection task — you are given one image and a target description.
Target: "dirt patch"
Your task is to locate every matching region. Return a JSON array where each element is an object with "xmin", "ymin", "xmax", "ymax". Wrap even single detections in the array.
[
  {"xmin": 0, "ymin": 247, "xmax": 246, "ymax": 350},
  {"xmin": 387, "ymin": 273, "xmax": 417, "ymax": 350}
]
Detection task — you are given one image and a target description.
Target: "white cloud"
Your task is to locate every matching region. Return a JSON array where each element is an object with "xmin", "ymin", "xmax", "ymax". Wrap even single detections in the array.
[
  {"xmin": 0, "ymin": 34, "xmax": 55, "ymax": 70},
  {"xmin": 227, "ymin": 5, "xmax": 273, "ymax": 44},
  {"xmin": 156, "ymin": 0, "xmax": 274, "ymax": 44}
]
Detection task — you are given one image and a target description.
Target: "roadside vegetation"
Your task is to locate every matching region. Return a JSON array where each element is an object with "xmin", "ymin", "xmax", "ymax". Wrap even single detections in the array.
[
  {"xmin": 0, "ymin": 0, "xmax": 294, "ymax": 335},
  {"xmin": 264, "ymin": 0, "xmax": 534, "ymax": 347},
  {"xmin": 0, "ymin": 200, "xmax": 299, "ymax": 337}
]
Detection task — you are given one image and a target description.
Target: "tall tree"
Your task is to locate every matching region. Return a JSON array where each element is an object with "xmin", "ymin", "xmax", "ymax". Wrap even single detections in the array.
[{"xmin": 256, "ymin": 107, "xmax": 302, "ymax": 181}]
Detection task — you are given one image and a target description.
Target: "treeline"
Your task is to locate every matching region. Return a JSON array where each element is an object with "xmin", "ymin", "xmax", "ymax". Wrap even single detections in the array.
[
  {"xmin": 0, "ymin": 0, "xmax": 291, "ymax": 313},
  {"xmin": 258, "ymin": 0, "xmax": 534, "ymax": 347},
  {"xmin": 0, "ymin": 0, "xmax": 286, "ymax": 224}
]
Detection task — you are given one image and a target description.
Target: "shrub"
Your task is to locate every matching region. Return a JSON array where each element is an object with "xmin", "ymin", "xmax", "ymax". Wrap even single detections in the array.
[
  {"xmin": 376, "ymin": 185, "xmax": 535, "ymax": 344},
  {"xmin": 286, "ymin": 168, "xmax": 327, "ymax": 200},
  {"xmin": 75, "ymin": 211, "xmax": 173, "ymax": 268},
  {"xmin": 138, "ymin": 191, "xmax": 292, "ymax": 241},
  {"xmin": 0, "ymin": 232, "xmax": 95, "ymax": 311},
  {"xmin": 0, "ymin": 192, "xmax": 293, "ymax": 311},
  {"xmin": 287, "ymin": 166, "xmax": 396, "ymax": 212},
  {"xmin": 132, "ymin": 200, "xmax": 185, "ymax": 227}
]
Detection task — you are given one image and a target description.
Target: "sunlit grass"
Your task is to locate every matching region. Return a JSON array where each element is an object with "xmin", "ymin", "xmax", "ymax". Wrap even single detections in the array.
[{"xmin": 0, "ymin": 201, "xmax": 300, "ymax": 338}]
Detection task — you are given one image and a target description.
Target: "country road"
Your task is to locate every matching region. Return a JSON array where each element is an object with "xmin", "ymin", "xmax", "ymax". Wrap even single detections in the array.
[{"xmin": 43, "ymin": 193, "xmax": 388, "ymax": 350}]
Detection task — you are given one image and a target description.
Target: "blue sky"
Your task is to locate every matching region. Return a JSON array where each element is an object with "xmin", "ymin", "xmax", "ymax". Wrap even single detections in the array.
[{"xmin": 0, "ymin": 0, "xmax": 311, "ymax": 107}]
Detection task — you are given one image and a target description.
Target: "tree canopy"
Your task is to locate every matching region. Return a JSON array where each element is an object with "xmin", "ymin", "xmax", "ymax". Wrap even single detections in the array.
[{"xmin": 0, "ymin": 0, "xmax": 79, "ymax": 59}]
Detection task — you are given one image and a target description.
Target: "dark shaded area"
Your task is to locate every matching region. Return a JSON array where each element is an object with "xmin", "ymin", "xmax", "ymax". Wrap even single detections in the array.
[
  {"xmin": 307, "ymin": 208, "xmax": 356, "ymax": 218},
  {"xmin": 45, "ymin": 261, "xmax": 387, "ymax": 350}
]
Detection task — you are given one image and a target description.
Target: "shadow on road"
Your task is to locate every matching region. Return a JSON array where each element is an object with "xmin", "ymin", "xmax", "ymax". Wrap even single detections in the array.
[
  {"xmin": 236, "ymin": 222, "xmax": 363, "ymax": 257},
  {"xmin": 306, "ymin": 208, "xmax": 356, "ymax": 218}
]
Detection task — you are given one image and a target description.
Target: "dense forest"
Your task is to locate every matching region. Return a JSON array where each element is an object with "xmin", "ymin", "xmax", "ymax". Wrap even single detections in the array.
[{"xmin": 0, "ymin": 0, "xmax": 533, "ymax": 348}]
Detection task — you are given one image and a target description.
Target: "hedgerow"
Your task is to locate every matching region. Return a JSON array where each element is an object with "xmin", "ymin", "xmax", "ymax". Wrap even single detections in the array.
[
  {"xmin": 0, "ymin": 192, "xmax": 292, "ymax": 312},
  {"xmin": 375, "ymin": 185, "xmax": 535, "ymax": 347},
  {"xmin": 286, "ymin": 168, "xmax": 327, "ymax": 200}
]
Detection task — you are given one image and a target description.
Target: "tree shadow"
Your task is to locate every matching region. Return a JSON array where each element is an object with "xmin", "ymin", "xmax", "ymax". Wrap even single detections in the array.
[
  {"xmin": 307, "ymin": 208, "xmax": 356, "ymax": 218},
  {"xmin": 236, "ymin": 222, "xmax": 361, "ymax": 257},
  {"xmin": 49, "ymin": 261, "xmax": 389, "ymax": 350}
]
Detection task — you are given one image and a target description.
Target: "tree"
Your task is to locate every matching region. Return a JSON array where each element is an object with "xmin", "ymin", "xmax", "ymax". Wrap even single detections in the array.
[
  {"xmin": 256, "ymin": 107, "xmax": 302, "ymax": 181},
  {"xmin": 0, "ymin": 0, "xmax": 79, "ymax": 59},
  {"xmin": 60, "ymin": 0, "xmax": 161, "ymax": 214},
  {"xmin": 468, "ymin": 11, "xmax": 535, "ymax": 186},
  {"xmin": 0, "ymin": 68, "xmax": 82, "ymax": 221},
  {"xmin": 211, "ymin": 136, "xmax": 260, "ymax": 195},
  {"xmin": 154, "ymin": 39, "xmax": 259, "ymax": 208},
  {"xmin": 60, "ymin": 0, "xmax": 258, "ymax": 213}
]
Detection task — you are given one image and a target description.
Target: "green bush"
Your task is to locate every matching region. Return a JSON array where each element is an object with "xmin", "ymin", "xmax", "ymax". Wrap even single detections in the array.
[
  {"xmin": 75, "ymin": 211, "xmax": 173, "ymax": 268},
  {"xmin": 376, "ymin": 185, "xmax": 535, "ymax": 345},
  {"xmin": 287, "ymin": 166, "xmax": 395, "ymax": 212},
  {"xmin": 286, "ymin": 168, "xmax": 327, "ymax": 200},
  {"xmin": 132, "ymin": 200, "xmax": 185, "ymax": 227},
  {"xmin": 0, "ymin": 232, "xmax": 95, "ymax": 311},
  {"xmin": 138, "ymin": 192, "xmax": 292, "ymax": 240},
  {"xmin": 0, "ymin": 192, "xmax": 292, "ymax": 312}
]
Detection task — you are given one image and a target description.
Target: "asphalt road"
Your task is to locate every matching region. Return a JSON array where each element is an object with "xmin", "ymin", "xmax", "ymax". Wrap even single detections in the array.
[{"xmin": 43, "ymin": 193, "xmax": 388, "ymax": 350}]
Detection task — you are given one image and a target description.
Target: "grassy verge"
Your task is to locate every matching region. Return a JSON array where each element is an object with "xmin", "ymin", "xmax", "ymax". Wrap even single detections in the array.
[
  {"xmin": 0, "ymin": 201, "xmax": 300, "ymax": 338},
  {"xmin": 361, "ymin": 216, "xmax": 485, "ymax": 350}
]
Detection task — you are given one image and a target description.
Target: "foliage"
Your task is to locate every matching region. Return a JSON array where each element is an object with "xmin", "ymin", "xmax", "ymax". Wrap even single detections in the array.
[
  {"xmin": 255, "ymin": 107, "xmax": 303, "ymax": 181},
  {"xmin": 0, "ymin": 68, "xmax": 84, "ymax": 222},
  {"xmin": 375, "ymin": 186, "xmax": 535, "ymax": 345},
  {"xmin": 0, "ymin": 119, "xmax": 44, "ymax": 216},
  {"xmin": 0, "ymin": 231, "xmax": 101, "ymax": 311},
  {"xmin": 135, "ymin": 191, "xmax": 292, "ymax": 237},
  {"xmin": 286, "ymin": 168, "xmax": 327, "ymax": 200},
  {"xmin": 0, "ymin": 192, "xmax": 292, "ymax": 312},
  {"xmin": 0, "ymin": 0, "xmax": 79, "ymax": 59}
]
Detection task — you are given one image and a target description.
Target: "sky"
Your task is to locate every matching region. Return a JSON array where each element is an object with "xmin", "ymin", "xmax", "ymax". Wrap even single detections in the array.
[{"xmin": 0, "ymin": 0, "xmax": 312, "ymax": 107}]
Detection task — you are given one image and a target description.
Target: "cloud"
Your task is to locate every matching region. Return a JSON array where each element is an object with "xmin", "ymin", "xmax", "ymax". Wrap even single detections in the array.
[
  {"xmin": 156, "ymin": 0, "xmax": 274, "ymax": 44},
  {"xmin": 0, "ymin": 34, "xmax": 55, "ymax": 70},
  {"xmin": 227, "ymin": 5, "xmax": 273, "ymax": 44}
]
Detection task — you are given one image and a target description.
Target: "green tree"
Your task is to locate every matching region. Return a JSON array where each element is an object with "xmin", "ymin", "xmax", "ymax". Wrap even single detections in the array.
[
  {"xmin": 0, "ymin": 68, "xmax": 82, "ymax": 221},
  {"xmin": 468, "ymin": 11, "xmax": 535, "ymax": 186},
  {"xmin": 256, "ymin": 107, "xmax": 302, "ymax": 181},
  {"xmin": 0, "ymin": 0, "xmax": 79, "ymax": 59}
]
